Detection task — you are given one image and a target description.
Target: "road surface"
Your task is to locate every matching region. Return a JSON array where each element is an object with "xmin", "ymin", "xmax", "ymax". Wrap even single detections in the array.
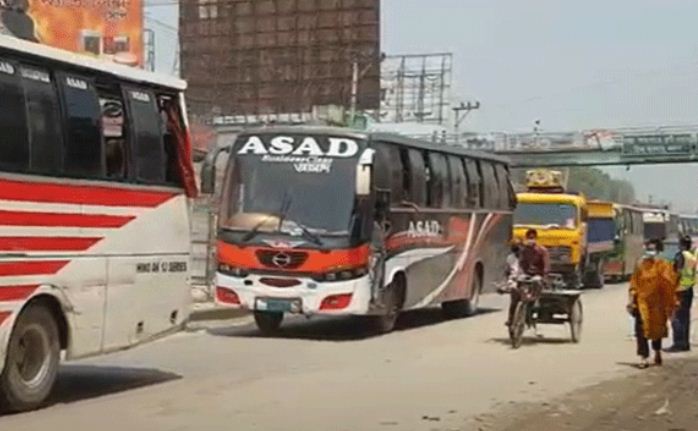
[{"xmin": 2, "ymin": 282, "xmax": 696, "ymax": 431}]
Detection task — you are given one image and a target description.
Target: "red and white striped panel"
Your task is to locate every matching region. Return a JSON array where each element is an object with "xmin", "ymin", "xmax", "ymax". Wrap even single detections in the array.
[{"xmin": 0, "ymin": 177, "xmax": 176, "ymax": 321}]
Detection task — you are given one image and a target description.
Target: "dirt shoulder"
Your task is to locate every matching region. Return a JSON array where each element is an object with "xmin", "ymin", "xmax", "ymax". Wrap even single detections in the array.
[{"xmin": 479, "ymin": 357, "xmax": 698, "ymax": 431}]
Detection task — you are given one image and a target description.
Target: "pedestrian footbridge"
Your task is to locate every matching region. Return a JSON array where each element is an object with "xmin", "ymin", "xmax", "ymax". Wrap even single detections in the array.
[{"xmin": 462, "ymin": 126, "xmax": 698, "ymax": 167}]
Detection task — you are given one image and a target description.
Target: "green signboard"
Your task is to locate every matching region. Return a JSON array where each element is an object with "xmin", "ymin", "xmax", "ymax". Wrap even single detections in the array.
[{"xmin": 621, "ymin": 133, "xmax": 695, "ymax": 157}]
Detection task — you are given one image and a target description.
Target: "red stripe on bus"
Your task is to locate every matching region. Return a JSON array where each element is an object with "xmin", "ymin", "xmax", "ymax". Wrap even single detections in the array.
[
  {"xmin": 0, "ymin": 179, "xmax": 175, "ymax": 208},
  {"xmin": 0, "ymin": 237, "xmax": 102, "ymax": 252},
  {"xmin": 0, "ymin": 210, "xmax": 134, "ymax": 228},
  {"xmin": 0, "ymin": 311, "xmax": 10, "ymax": 326},
  {"xmin": 0, "ymin": 285, "xmax": 38, "ymax": 301},
  {"xmin": 0, "ymin": 261, "xmax": 69, "ymax": 277}
]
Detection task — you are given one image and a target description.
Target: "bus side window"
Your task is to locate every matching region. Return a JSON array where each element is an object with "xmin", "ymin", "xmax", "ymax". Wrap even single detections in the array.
[
  {"xmin": 480, "ymin": 161, "xmax": 498, "ymax": 209},
  {"xmin": 624, "ymin": 210, "xmax": 632, "ymax": 234},
  {"xmin": 373, "ymin": 142, "xmax": 403, "ymax": 204},
  {"xmin": 427, "ymin": 152, "xmax": 448, "ymax": 208},
  {"xmin": 398, "ymin": 147, "xmax": 411, "ymax": 202},
  {"xmin": 495, "ymin": 164, "xmax": 512, "ymax": 210},
  {"xmin": 634, "ymin": 212, "xmax": 642, "ymax": 234},
  {"xmin": 447, "ymin": 155, "xmax": 466, "ymax": 208},
  {"xmin": 57, "ymin": 72, "xmax": 104, "ymax": 178},
  {"xmin": 97, "ymin": 92, "xmax": 128, "ymax": 180},
  {"xmin": 124, "ymin": 87, "xmax": 166, "ymax": 184},
  {"xmin": 463, "ymin": 158, "xmax": 481, "ymax": 209},
  {"xmin": 158, "ymin": 95, "xmax": 182, "ymax": 186},
  {"xmin": 405, "ymin": 149, "xmax": 427, "ymax": 207},
  {"xmin": 0, "ymin": 59, "xmax": 29, "ymax": 172},
  {"xmin": 22, "ymin": 65, "xmax": 62, "ymax": 174}
]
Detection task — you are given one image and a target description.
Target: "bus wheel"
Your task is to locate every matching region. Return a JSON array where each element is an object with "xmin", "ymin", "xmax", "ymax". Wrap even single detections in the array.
[
  {"xmin": 442, "ymin": 270, "xmax": 482, "ymax": 319},
  {"xmin": 0, "ymin": 304, "xmax": 60, "ymax": 413},
  {"xmin": 253, "ymin": 312, "xmax": 284, "ymax": 335},
  {"xmin": 368, "ymin": 279, "xmax": 404, "ymax": 334}
]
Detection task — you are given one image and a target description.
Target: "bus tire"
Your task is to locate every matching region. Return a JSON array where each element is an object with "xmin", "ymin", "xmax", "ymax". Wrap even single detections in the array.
[
  {"xmin": 367, "ymin": 278, "xmax": 404, "ymax": 334},
  {"xmin": 0, "ymin": 304, "xmax": 60, "ymax": 413},
  {"xmin": 442, "ymin": 269, "xmax": 482, "ymax": 319},
  {"xmin": 253, "ymin": 311, "xmax": 284, "ymax": 335}
]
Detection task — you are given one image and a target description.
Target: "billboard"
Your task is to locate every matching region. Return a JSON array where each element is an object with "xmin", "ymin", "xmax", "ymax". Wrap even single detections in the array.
[{"xmin": 0, "ymin": 0, "xmax": 143, "ymax": 66}]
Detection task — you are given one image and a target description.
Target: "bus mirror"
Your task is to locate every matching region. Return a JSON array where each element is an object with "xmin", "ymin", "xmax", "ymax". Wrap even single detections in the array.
[
  {"xmin": 356, "ymin": 164, "xmax": 372, "ymax": 196},
  {"xmin": 200, "ymin": 162, "xmax": 216, "ymax": 195},
  {"xmin": 356, "ymin": 148, "xmax": 375, "ymax": 197},
  {"xmin": 200, "ymin": 145, "xmax": 232, "ymax": 195}
]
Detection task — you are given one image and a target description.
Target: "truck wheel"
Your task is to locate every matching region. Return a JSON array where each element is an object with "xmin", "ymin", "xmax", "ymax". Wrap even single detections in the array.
[
  {"xmin": 564, "ymin": 270, "xmax": 579, "ymax": 289},
  {"xmin": 253, "ymin": 312, "xmax": 283, "ymax": 335},
  {"xmin": 0, "ymin": 305, "xmax": 60, "ymax": 413},
  {"xmin": 584, "ymin": 260, "xmax": 605, "ymax": 289}
]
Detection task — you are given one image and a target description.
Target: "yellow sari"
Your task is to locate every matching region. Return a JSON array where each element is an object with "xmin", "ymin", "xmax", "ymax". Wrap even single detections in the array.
[{"xmin": 629, "ymin": 258, "xmax": 677, "ymax": 340}]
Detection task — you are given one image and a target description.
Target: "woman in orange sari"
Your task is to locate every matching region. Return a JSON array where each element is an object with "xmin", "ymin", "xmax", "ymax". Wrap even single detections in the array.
[{"xmin": 627, "ymin": 239, "xmax": 677, "ymax": 368}]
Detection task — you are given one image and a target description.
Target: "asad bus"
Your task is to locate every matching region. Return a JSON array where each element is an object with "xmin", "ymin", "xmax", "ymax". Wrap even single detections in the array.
[
  {"xmin": 201, "ymin": 127, "xmax": 514, "ymax": 334},
  {"xmin": 0, "ymin": 36, "xmax": 197, "ymax": 411}
]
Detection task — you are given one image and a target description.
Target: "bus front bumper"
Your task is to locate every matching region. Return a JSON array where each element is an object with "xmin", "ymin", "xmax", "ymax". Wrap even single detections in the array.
[{"xmin": 214, "ymin": 272, "xmax": 373, "ymax": 316}]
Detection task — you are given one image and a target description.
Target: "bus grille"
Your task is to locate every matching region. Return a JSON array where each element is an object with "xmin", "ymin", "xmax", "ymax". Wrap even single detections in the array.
[{"xmin": 256, "ymin": 250, "xmax": 309, "ymax": 269}]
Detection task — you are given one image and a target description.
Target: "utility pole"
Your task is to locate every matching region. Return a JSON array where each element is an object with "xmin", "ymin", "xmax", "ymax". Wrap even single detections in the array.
[
  {"xmin": 349, "ymin": 60, "xmax": 359, "ymax": 125},
  {"xmin": 453, "ymin": 101, "xmax": 480, "ymax": 145},
  {"xmin": 349, "ymin": 52, "xmax": 386, "ymax": 127},
  {"xmin": 533, "ymin": 119, "xmax": 542, "ymax": 147}
]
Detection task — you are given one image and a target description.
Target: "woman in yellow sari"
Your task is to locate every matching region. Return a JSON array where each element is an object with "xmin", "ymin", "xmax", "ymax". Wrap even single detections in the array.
[{"xmin": 627, "ymin": 239, "xmax": 677, "ymax": 368}]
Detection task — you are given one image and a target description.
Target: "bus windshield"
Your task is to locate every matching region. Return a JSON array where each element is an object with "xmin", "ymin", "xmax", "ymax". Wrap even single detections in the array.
[
  {"xmin": 514, "ymin": 202, "xmax": 578, "ymax": 228},
  {"xmin": 219, "ymin": 134, "xmax": 364, "ymax": 236}
]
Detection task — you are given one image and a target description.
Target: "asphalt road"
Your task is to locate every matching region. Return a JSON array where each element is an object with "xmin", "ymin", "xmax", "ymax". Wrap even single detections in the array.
[{"xmin": 2, "ymin": 282, "xmax": 696, "ymax": 431}]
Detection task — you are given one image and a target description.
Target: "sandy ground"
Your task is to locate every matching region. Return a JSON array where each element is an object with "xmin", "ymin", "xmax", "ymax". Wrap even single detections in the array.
[
  {"xmin": 1, "ymin": 282, "xmax": 697, "ymax": 431},
  {"xmin": 486, "ymin": 357, "xmax": 698, "ymax": 431}
]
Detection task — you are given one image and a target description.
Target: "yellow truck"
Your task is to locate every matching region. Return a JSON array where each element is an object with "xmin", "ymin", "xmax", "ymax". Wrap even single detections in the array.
[{"xmin": 513, "ymin": 169, "xmax": 615, "ymax": 289}]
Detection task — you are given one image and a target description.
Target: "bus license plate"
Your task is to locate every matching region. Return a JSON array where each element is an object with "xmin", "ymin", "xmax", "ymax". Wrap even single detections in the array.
[{"xmin": 255, "ymin": 298, "xmax": 302, "ymax": 314}]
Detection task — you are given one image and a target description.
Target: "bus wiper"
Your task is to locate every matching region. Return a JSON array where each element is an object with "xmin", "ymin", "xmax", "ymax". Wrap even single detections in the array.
[
  {"xmin": 241, "ymin": 214, "xmax": 276, "ymax": 243},
  {"xmin": 295, "ymin": 222, "xmax": 324, "ymax": 246},
  {"xmin": 277, "ymin": 194, "xmax": 324, "ymax": 246},
  {"xmin": 242, "ymin": 191, "xmax": 291, "ymax": 243}
]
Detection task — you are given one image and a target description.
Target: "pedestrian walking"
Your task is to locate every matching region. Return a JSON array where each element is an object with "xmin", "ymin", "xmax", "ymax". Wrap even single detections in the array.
[
  {"xmin": 627, "ymin": 239, "xmax": 677, "ymax": 368},
  {"xmin": 667, "ymin": 235, "xmax": 696, "ymax": 352}
]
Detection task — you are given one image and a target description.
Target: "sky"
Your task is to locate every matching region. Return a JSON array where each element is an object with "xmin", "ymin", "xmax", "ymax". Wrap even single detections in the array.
[{"xmin": 149, "ymin": 0, "xmax": 698, "ymax": 212}]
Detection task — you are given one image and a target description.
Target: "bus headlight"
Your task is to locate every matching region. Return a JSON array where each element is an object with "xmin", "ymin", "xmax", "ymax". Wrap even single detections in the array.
[
  {"xmin": 313, "ymin": 266, "xmax": 368, "ymax": 283},
  {"xmin": 218, "ymin": 263, "xmax": 249, "ymax": 278}
]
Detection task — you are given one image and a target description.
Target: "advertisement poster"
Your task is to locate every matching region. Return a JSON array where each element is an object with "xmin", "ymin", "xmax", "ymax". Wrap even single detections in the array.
[{"xmin": 0, "ymin": 0, "xmax": 143, "ymax": 67}]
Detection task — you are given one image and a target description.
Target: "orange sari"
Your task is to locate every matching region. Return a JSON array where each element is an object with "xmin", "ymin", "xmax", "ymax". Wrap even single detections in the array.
[{"xmin": 629, "ymin": 258, "xmax": 677, "ymax": 340}]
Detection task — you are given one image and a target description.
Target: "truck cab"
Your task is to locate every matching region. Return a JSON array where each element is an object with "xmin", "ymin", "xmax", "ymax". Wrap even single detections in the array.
[{"xmin": 513, "ymin": 169, "xmax": 609, "ymax": 289}]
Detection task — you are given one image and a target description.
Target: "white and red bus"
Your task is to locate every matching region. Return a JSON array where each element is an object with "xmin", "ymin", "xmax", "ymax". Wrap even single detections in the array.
[
  {"xmin": 201, "ymin": 127, "xmax": 514, "ymax": 334},
  {"xmin": 0, "ymin": 36, "xmax": 197, "ymax": 411}
]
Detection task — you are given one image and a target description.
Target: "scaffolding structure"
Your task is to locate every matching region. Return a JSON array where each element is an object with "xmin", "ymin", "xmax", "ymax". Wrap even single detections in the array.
[
  {"xmin": 379, "ymin": 53, "xmax": 453, "ymax": 125},
  {"xmin": 179, "ymin": 0, "xmax": 381, "ymax": 121}
]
